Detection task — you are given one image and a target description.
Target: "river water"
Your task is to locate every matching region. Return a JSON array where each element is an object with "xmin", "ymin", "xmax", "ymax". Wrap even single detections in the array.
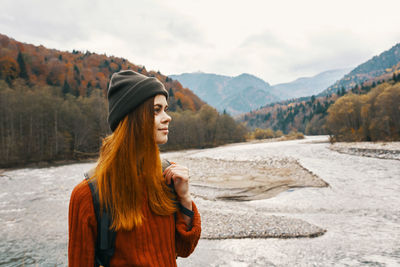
[{"xmin": 1, "ymin": 136, "xmax": 399, "ymax": 266}]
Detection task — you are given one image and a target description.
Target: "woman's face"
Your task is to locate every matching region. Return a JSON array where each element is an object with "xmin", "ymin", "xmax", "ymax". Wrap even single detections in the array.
[{"xmin": 154, "ymin": 94, "xmax": 172, "ymax": 144}]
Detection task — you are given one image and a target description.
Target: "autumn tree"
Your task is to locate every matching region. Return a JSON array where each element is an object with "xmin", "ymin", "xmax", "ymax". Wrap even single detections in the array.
[
  {"xmin": 369, "ymin": 83, "xmax": 400, "ymax": 140},
  {"xmin": 0, "ymin": 56, "xmax": 19, "ymax": 84},
  {"xmin": 326, "ymin": 82, "xmax": 400, "ymax": 141}
]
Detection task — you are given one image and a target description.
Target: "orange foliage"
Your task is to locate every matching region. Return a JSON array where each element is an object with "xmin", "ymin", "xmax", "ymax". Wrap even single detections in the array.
[
  {"xmin": 0, "ymin": 33, "xmax": 205, "ymax": 109},
  {"xmin": 0, "ymin": 56, "xmax": 19, "ymax": 80}
]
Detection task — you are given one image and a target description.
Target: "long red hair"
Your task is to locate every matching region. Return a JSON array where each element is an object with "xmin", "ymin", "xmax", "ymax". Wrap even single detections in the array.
[{"xmin": 92, "ymin": 96, "xmax": 176, "ymax": 231}]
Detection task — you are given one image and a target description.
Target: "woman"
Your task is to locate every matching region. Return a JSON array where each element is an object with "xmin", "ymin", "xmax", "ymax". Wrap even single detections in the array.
[{"xmin": 68, "ymin": 70, "xmax": 201, "ymax": 266}]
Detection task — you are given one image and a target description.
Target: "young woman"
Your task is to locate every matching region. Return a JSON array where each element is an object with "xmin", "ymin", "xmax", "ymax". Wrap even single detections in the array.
[{"xmin": 68, "ymin": 70, "xmax": 201, "ymax": 266}]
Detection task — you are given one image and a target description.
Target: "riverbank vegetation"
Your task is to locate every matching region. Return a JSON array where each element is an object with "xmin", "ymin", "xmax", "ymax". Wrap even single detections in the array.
[
  {"xmin": 246, "ymin": 128, "xmax": 304, "ymax": 141},
  {"xmin": 326, "ymin": 81, "xmax": 400, "ymax": 142},
  {"xmin": 242, "ymin": 76, "xmax": 400, "ymax": 143},
  {"xmin": 0, "ymin": 80, "xmax": 247, "ymax": 168},
  {"xmin": 163, "ymin": 105, "xmax": 247, "ymax": 151}
]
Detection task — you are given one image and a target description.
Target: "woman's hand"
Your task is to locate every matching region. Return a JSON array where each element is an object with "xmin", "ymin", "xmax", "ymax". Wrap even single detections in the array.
[
  {"xmin": 163, "ymin": 163, "xmax": 193, "ymax": 225},
  {"xmin": 163, "ymin": 163, "xmax": 191, "ymax": 200}
]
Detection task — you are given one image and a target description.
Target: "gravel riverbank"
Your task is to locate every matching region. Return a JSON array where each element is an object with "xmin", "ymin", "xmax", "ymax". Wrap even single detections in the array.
[
  {"xmin": 198, "ymin": 198, "xmax": 326, "ymax": 239},
  {"xmin": 329, "ymin": 141, "xmax": 400, "ymax": 160},
  {"xmin": 163, "ymin": 147, "xmax": 329, "ymax": 240}
]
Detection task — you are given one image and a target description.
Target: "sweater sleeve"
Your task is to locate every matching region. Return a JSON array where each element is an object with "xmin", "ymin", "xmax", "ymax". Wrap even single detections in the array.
[
  {"xmin": 175, "ymin": 201, "xmax": 201, "ymax": 257},
  {"xmin": 68, "ymin": 180, "xmax": 97, "ymax": 267}
]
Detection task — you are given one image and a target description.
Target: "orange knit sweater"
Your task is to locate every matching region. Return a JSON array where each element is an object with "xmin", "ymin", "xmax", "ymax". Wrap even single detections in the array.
[{"xmin": 68, "ymin": 179, "xmax": 201, "ymax": 267}]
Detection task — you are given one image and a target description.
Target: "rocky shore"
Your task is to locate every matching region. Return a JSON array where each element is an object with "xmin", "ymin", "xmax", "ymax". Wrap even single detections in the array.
[{"xmin": 329, "ymin": 141, "xmax": 400, "ymax": 160}]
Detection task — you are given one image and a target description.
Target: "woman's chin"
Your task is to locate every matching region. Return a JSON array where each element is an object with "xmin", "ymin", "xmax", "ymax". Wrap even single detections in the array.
[{"xmin": 156, "ymin": 137, "xmax": 168, "ymax": 145}]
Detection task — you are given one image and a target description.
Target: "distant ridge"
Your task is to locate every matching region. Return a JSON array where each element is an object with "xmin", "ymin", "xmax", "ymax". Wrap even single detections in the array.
[
  {"xmin": 270, "ymin": 68, "xmax": 352, "ymax": 100},
  {"xmin": 319, "ymin": 43, "xmax": 400, "ymax": 96},
  {"xmin": 170, "ymin": 72, "xmax": 278, "ymax": 115},
  {"xmin": 240, "ymin": 42, "xmax": 400, "ymax": 136}
]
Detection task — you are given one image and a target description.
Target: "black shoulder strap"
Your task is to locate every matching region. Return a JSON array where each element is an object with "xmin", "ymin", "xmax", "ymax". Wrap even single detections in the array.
[{"xmin": 84, "ymin": 173, "xmax": 116, "ymax": 267}]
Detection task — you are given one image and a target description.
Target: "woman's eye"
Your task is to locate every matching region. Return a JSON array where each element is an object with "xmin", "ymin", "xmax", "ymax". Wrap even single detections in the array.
[{"xmin": 154, "ymin": 108, "xmax": 160, "ymax": 113}]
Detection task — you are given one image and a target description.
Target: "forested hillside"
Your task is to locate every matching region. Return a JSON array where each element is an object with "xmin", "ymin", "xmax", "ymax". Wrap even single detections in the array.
[
  {"xmin": 241, "ymin": 42, "xmax": 400, "ymax": 142},
  {"xmin": 0, "ymin": 34, "xmax": 204, "ymax": 111},
  {"xmin": 0, "ymin": 34, "xmax": 247, "ymax": 167},
  {"xmin": 242, "ymin": 73, "xmax": 400, "ymax": 141},
  {"xmin": 320, "ymin": 43, "xmax": 400, "ymax": 96}
]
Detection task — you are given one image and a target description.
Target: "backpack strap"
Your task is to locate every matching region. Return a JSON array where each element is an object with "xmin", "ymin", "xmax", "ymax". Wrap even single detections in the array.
[{"xmin": 84, "ymin": 173, "xmax": 116, "ymax": 267}]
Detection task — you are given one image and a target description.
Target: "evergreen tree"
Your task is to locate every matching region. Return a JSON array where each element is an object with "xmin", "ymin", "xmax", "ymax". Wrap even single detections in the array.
[
  {"xmin": 168, "ymin": 88, "xmax": 174, "ymax": 97},
  {"xmin": 340, "ymin": 87, "xmax": 346, "ymax": 96},
  {"xmin": 86, "ymin": 82, "xmax": 93, "ymax": 97},
  {"xmin": 62, "ymin": 80, "xmax": 71, "ymax": 95},
  {"xmin": 177, "ymin": 99, "xmax": 183, "ymax": 109},
  {"xmin": 393, "ymin": 73, "xmax": 399, "ymax": 82},
  {"xmin": 17, "ymin": 52, "xmax": 29, "ymax": 81},
  {"xmin": 73, "ymin": 64, "xmax": 80, "ymax": 75},
  {"xmin": 316, "ymin": 102, "xmax": 323, "ymax": 114}
]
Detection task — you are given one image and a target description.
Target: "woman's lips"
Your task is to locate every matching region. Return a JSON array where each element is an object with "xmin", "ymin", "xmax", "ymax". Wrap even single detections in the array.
[{"xmin": 159, "ymin": 129, "xmax": 168, "ymax": 133}]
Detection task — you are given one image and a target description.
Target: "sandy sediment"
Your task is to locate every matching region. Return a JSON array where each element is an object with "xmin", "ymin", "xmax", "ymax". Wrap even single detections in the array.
[
  {"xmin": 164, "ymin": 153, "xmax": 329, "ymax": 239},
  {"xmin": 165, "ymin": 156, "xmax": 329, "ymax": 201}
]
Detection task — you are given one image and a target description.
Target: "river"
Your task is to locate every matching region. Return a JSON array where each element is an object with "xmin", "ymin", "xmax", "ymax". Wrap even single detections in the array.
[{"xmin": 1, "ymin": 136, "xmax": 399, "ymax": 266}]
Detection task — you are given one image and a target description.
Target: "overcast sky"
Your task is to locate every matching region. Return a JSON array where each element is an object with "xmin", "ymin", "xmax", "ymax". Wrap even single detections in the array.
[{"xmin": 1, "ymin": 0, "xmax": 399, "ymax": 84}]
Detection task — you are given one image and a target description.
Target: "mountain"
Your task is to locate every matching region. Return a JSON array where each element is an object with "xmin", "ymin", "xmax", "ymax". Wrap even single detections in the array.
[
  {"xmin": 0, "ymin": 33, "xmax": 205, "ymax": 111},
  {"xmin": 240, "ymin": 42, "xmax": 400, "ymax": 135},
  {"xmin": 169, "ymin": 72, "xmax": 278, "ymax": 115},
  {"xmin": 169, "ymin": 72, "xmax": 229, "ymax": 106},
  {"xmin": 319, "ymin": 43, "xmax": 400, "ymax": 96},
  {"xmin": 270, "ymin": 68, "xmax": 352, "ymax": 100}
]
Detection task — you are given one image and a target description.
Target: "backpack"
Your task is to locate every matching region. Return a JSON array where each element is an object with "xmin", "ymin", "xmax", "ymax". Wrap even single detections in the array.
[{"xmin": 84, "ymin": 159, "xmax": 175, "ymax": 267}]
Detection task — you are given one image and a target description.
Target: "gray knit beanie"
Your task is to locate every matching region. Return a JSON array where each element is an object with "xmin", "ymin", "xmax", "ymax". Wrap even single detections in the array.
[{"xmin": 107, "ymin": 70, "xmax": 168, "ymax": 132}]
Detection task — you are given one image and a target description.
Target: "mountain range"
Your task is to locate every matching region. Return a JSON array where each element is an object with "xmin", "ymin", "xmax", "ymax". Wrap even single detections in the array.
[
  {"xmin": 239, "ymin": 42, "xmax": 400, "ymax": 134},
  {"xmin": 171, "ymin": 43, "xmax": 400, "ymax": 116},
  {"xmin": 170, "ymin": 67, "xmax": 350, "ymax": 115},
  {"xmin": 169, "ymin": 72, "xmax": 278, "ymax": 115},
  {"xmin": 270, "ymin": 68, "xmax": 352, "ymax": 99},
  {"xmin": 319, "ymin": 43, "xmax": 400, "ymax": 96}
]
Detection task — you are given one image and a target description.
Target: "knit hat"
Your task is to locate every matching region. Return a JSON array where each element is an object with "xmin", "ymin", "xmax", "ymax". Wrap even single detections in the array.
[{"xmin": 107, "ymin": 70, "xmax": 169, "ymax": 132}]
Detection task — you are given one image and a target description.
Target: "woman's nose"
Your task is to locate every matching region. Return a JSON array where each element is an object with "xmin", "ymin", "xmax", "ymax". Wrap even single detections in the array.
[
  {"xmin": 163, "ymin": 112, "xmax": 172, "ymax": 123},
  {"xmin": 166, "ymin": 113, "xmax": 172, "ymax": 122}
]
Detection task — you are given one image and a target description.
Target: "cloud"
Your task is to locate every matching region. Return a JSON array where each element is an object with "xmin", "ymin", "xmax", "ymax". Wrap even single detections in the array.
[
  {"xmin": 239, "ymin": 31, "xmax": 286, "ymax": 50},
  {"xmin": 287, "ymin": 29, "xmax": 375, "ymax": 74},
  {"xmin": 1, "ymin": 0, "xmax": 400, "ymax": 85},
  {"xmin": 0, "ymin": 0, "xmax": 208, "ymax": 70},
  {"xmin": 208, "ymin": 28, "xmax": 394, "ymax": 84}
]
